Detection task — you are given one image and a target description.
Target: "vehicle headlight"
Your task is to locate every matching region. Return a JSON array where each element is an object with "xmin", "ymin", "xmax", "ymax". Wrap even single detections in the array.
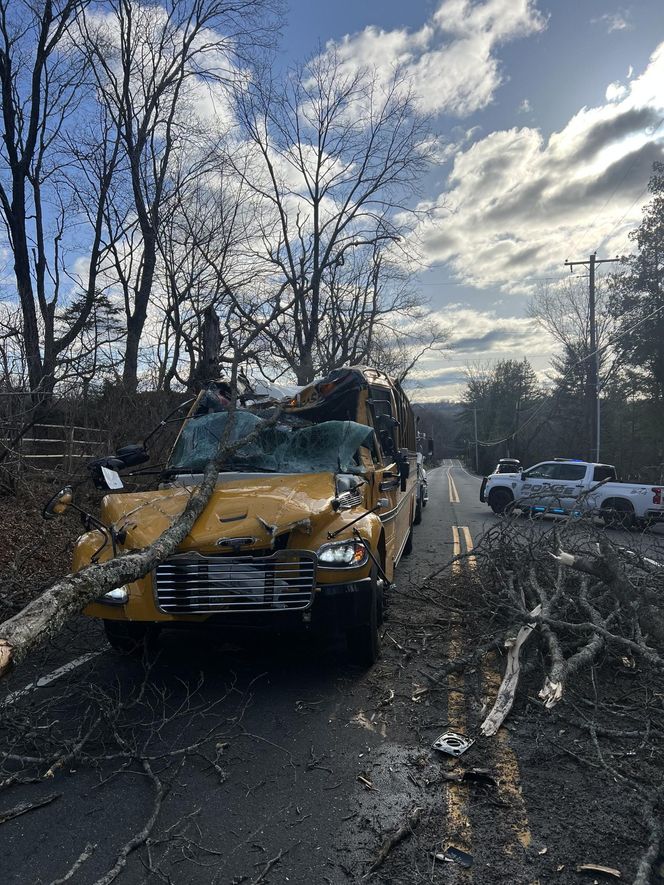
[
  {"xmin": 99, "ymin": 586, "xmax": 129, "ymax": 605},
  {"xmin": 317, "ymin": 540, "xmax": 368, "ymax": 567}
]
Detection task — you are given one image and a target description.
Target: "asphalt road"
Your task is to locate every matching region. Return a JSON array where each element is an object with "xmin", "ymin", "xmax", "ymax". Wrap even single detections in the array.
[
  {"xmin": 1, "ymin": 463, "xmax": 470, "ymax": 885},
  {"xmin": 1, "ymin": 462, "xmax": 661, "ymax": 884}
]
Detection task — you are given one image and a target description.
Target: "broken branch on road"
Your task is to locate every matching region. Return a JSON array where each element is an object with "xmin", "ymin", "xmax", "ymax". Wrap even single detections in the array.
[
  {"xmin": 436, "ymin": 513, "xmax": 664, "ymax": 883},
  {"xmin": 364, "ymin": 805, "xmax": 423, "ymax": 877}
]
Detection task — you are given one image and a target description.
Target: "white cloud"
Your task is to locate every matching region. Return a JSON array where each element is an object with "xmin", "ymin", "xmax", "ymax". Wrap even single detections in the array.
[
  {"xmin": 606, "ymin": 81, "xmax": 627, "ymax": 102},
  {"xmin": 402, "ymin": 304, "xmax": 557, "ymax": 399},
  {"xmin": 330, "ymin": 0, "xmax": 547, "ymax": 117},
  {"xmin": 518, "ymin": 98, "xmax": 532, "ymax": 113},
  {"xmin": 435, "ymin": 304, "xmax": 551, "ymax": 355},
  {"xmin": 592, "ymin": 12, "xmax": 633, "ymax": 34},
  {"xmin": 411, "ymin": 41, "xmax": 664, "ymax": 293}
]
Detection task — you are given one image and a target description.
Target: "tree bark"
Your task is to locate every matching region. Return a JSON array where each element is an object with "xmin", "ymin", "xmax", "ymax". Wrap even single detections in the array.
[{"xmin": 0, "ymin": 454, "xmax": 219, "ymax": 676}]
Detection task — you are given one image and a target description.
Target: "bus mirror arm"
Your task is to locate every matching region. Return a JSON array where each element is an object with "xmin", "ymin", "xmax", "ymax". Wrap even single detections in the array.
[{"xmin": 327, "ymin": 504, "xmax": 381, "ymax": 540}]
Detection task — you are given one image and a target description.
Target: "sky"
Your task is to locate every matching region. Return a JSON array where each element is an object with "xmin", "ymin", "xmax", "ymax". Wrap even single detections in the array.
[{"xmin": 282, "ymin": 0, "xmax": 664, "ymax": 400}]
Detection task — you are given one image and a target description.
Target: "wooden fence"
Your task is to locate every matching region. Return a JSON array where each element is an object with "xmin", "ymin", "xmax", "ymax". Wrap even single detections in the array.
[{"xmin": 0, "ymin": 423, "xmax": 111, "ymax": 471}]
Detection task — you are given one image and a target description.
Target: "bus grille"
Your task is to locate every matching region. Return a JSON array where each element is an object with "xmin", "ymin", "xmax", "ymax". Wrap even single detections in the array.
[{"xmin": 154, "ymin": 551, "xmax": 317, "ymax": 614}]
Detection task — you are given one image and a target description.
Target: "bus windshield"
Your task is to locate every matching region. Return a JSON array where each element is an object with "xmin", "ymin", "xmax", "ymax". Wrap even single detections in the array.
[{"xmin": 168, "ymin": 410, "xmax": 374, "ymax": 475}]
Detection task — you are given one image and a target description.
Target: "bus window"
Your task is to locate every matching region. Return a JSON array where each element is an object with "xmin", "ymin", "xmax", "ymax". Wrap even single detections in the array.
[{"xmin": 368, "ymin": 386, "xmax": 398, "ymax": 462}]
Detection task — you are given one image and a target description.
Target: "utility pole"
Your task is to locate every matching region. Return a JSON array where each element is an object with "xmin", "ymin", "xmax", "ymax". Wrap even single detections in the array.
[
  {"xmin": 473, "ymin": 407, "xmax": 479, "ymax": 474},
  {"xmin": 564, "ymin": 253, "xmax": 620, "ymax": 461}
]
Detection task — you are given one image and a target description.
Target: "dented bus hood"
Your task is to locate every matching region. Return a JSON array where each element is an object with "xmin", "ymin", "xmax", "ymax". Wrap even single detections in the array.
[{"xmin": 100, "ymin": 472, "xmax": 337, "ymax": 552}]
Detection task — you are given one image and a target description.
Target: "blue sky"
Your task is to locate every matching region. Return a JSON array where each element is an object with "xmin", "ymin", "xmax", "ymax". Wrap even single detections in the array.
[{"xmin": 282, "ymin": 0, "xmax": 664, "ymax": 399}]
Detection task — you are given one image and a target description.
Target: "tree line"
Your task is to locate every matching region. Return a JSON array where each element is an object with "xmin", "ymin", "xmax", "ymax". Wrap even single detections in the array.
[
  {"xmin": 0, "ymin": 0, "xmax": 447, "ymax": 416},
  {"xmin": 460, "ymin": 161, "xmax": 664, "ymax": 480}
]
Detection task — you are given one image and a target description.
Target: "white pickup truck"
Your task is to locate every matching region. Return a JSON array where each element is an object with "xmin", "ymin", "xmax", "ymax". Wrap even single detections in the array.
[{"xmin": 480, "ymin": 459, "xmax": 664, "ymax": 527}]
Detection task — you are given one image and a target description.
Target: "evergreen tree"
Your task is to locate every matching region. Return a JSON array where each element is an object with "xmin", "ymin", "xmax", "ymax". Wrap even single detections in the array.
[
  {"xmin": 461, "ymin": 359, "xmax": 542, "ymax": 473},
  {"xmin": 609, "ymin": 162, "xmax": 664, "ymax": 401}
]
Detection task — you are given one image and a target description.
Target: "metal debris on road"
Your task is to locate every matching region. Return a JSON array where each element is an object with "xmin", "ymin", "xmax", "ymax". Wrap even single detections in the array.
[
  {"xmin": 379, "ymin": 689, "xmax": 395, "ymax": 707},
  {"xmin": 432, "ymin": 846, "xmax": 473, "ymax": 868},
  {"xmin": 432, "ymin": 731, "xmax": 475, "ymax": 756}
]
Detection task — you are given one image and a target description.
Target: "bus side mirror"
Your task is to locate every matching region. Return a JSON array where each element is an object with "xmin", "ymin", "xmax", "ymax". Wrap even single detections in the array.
[
  {"xmin": 428, "ymin": 439, "xmax": 434, "ymax": 457},
  {"xmin": 43, "ymin": 486, "xmax": 74, "ymax": 520},
  {"xmin": 115, "ymin": 444, "xmax": 150, "ymax": 467},
  {"xmin": 396, "ymin": 449, "xmax": 410, "ymax": 491}
]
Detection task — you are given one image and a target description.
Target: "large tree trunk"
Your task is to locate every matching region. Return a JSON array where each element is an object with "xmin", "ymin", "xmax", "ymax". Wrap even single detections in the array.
[
  {"xmin": 10, "ymin": 198, "xmax": 43, "ymax": 395},
  {"xmin": 122, "ymin": 234, "xmax": 156, "ymax": 390},
  {"xmin": 295, "ymin": 352, "xmax": 315, "ymax": 386},
  {"xmin": 122, "ymin": 320, "xmax": 142, "ymax": 390},
  {"xmin": 189, "ymin": 305, "xmax": 221, "ymax": 389}
]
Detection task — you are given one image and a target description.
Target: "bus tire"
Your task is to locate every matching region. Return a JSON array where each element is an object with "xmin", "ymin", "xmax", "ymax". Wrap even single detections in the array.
[
  {"xmin": 103, "ymin": 619, "xmax": 160, "ymax": 655},
  {"xmin": 414, "ymin": 492, "xmax": 423, "ymax": 525},
  {"xmin": 347, "ymin": 569, "xmax": 381, "ymax": 667}
]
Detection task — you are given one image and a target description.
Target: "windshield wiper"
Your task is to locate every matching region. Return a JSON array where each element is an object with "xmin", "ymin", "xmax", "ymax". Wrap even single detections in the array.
[
  {"xmin": 162, "ymin": 463, "xmax": 280, "ymax": 476},
  {"xmin": 225, "ymin": 463, "xmax": 279, "ymax": 473}
]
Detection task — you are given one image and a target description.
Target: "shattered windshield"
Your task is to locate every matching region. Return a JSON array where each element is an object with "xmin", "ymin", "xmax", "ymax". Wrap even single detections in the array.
[{"xmin": 168, "ymin": 410, "xmax": 373, "ymax": 475}]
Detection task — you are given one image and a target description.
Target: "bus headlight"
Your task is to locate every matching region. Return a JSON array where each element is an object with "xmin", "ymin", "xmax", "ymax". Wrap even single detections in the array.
[
  {"xmin": 99, "ymin": 586, "xmax": 129, "ymax": 605},
  {"xmin": 317, "ymin": 540, "xmax": 368, "ymax": 567}
]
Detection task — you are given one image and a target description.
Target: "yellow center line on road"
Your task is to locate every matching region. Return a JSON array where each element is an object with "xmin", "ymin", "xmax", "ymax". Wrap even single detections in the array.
[
  {"xmin": 452, "ymin": 523, "xmax": 461, "ymax": 564},
  {"xmin": 441, "ymin": 526, "xmax": 473, "ymax": 877},
  {"xmin": 460, "ymin": 526, "xmax": 476, "ymax": 569},
  {"xmin": 460, "ymin": 526, "xmax": 534, "ymax": 856},
  {"xmin": 448, "ymin": 468, "xmax": 460, "ymax": 504}
]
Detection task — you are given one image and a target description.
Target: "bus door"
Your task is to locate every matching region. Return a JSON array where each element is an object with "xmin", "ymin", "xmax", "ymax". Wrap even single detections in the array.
[{"xmin": 367, "ymin": 386, "xmax": 411, "ymax": 569}]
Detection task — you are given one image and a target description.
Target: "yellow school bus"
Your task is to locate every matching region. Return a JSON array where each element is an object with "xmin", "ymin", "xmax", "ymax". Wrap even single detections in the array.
[{"xmin": 75, "ymin": 366, "xmax": 418, "ymax": 665}]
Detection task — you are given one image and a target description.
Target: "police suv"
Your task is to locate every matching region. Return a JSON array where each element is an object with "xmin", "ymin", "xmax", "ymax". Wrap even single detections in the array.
[{"xmin": 480, "ymin": 458, "xmax": 664, "ymax": 527}]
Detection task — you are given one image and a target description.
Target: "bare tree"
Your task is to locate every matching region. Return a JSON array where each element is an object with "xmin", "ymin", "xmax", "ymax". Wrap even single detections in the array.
[
  {"xmin": 81, "ymin": 0, "xmax": 279, "ymax": 391},
  {"xmin": 233, "ymin": 50, "xmax": 431, "ymax": 384},
  {"xmin": 530, "ymin": 277, "xmax": 620, "ymax": 458},
  {"xmin": 153, "ymin": 153, "xmax": 264, "ymax": 390},
  {"xmin": 529, "ymin": 277, "xmax": 617, "ymax": 372},
  {"xmin": 293, "ymin": 243, "xmax": 448, "ymax": 379},
  {"xmin": 0, "ymin": 0, "xmax": 121, "ymax": 400}
]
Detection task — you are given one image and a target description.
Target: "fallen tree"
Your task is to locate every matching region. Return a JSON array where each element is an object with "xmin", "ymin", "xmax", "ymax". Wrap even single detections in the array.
[
  {"xmin": 0, "ymin": 374, "xmax": 281, "ymax": 678},
  {"xmin": 476, "ymin": 520, "xmax": 664, "ymax": 716},
  {"xmin": 436, "ymin": 514, "xmax": 664, "ymax": 884}
]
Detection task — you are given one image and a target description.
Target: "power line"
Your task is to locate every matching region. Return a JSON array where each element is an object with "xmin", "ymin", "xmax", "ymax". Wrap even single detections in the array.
[
  {"xmin": 594, "ymin": 179, "xmax": 652, "ymax": 255},
  {"xmin": 587, "ymin": 116, "xmax": 664, "ymax": 254},
  {"xmin": 470, "ymin": 295, "xmax": 664, "ymax": 448},
  {"xmin": 563, "ymin": 253, "xmax": 620, "ymax": 460}
]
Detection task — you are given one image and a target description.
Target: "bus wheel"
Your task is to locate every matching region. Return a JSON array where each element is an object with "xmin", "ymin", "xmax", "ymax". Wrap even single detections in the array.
[
  {"xmin": 403, "ymin": 526, "xmax": 414, "ymax": 556},
  {"xmin": 347, "ymin": 569, "xmax": 381, "ymax": 667},
  {"xmin": 103, "ymin": 620, "xmax": 160, "ymax": 655},
  {"xmin": 414, "ymin": 492, "xmax": 423, "ymax": 525}
]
